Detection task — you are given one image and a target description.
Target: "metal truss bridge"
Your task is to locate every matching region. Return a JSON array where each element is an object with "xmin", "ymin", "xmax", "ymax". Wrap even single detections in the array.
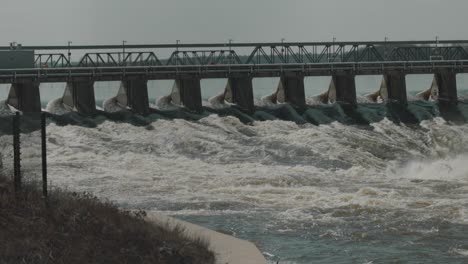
[
  {"xmin": 2, "ymin": 40, "xmax": 468, "ymax": 69},
  {"xmin": 2, "ymin": 40, "xmax": 468, "ymax": 115}
]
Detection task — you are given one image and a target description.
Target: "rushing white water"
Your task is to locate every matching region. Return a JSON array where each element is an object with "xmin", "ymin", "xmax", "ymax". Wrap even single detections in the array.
[
  {"xmin": 23, "ymin": 117, "xmax": 465, "ymax": 219},
  {"xmin": 102, "ymin": 97, "xmax": 127, "ymax": 113},
  {"xmin": 0, "ymin": 100, "xmax": 15, "ymax": 115},
  {"xmin": 45, "ymin": 98, "xmax": 71, "ymax": 114},
  {"xmin": 1, "ymin": 105, "xmax": 468, "ymax": 263}
]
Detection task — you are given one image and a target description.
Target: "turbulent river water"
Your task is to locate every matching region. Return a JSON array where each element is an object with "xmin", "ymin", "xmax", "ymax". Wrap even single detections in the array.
[{"xmin": 1, "ymin": 80, "xmax": 468, "ymax": 263}]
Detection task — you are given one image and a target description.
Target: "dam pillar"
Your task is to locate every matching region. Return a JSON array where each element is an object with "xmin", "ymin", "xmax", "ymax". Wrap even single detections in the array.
[
  {"xmin": 435, "ymin": 69, "xmax": 458, "ymax": 106},
  {"xmin": 7, "ymin": 80, "xmax": 41, "ymax": 112},
  {"xmin": 225, "ymin": 75, "xmax": 255, "ymax": 113},
  {"xmin": 383, "ymin": 71, "xmax": 407, "ymax": 105},
  {"xmin": 171, "ymin": 76, "xmax": 203, "ymax": 112},
  {"xmin": 277, "ymin": 74, "xmax": 306, "ymax": 107},
  {"xmin": 331, "ymin": 73, "xmax": 357, "ymax": 106},
  {"xmin": 63, "ymin": 79, "xmax": 96, "ymax": 115},
  {"xmin": 117, "ymin": 79, "xmax": 150, "ymax": 115}
]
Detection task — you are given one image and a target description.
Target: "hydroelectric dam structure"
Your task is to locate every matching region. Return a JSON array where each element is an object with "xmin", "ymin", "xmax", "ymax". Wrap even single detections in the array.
[{"xmin": 2, "ymin": 40, "xmax": 468, "ymax": 115}]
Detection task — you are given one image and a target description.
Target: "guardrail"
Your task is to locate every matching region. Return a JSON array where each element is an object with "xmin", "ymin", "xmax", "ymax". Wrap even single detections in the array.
[{"xmin": 20, "ymin": 40, "xmax": 468, "ymax": 68}]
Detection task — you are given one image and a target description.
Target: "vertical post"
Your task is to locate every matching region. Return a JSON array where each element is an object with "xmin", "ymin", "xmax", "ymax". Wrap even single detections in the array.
[
  {"xmin": 41, "ymin": 113, "xmax": 47, "ymax": 198},
  {"xmin": 176, "ymin": 40, "xmax": 180, "ymax": 68},
  {"xmin": 332, "ymin": 37, "xmax": 336, "ymax": 55},
  {"xmin": 122, "ymin": 40, "xmax": 127, "ymax": 66},
  {"xmin": 228, "ymin": 39, "xmax": 233, "ymax": 65},
  {"xmin": 68, "ymin": 41, "xmax": 72, "ymax": 66},
  {"xmin": 281, "ymin": 38, "xmax": 285, "ymax": 60},
  {"xmin": 384, "ymin": 36, "xmax": 388, "ymax": 60},
  {"xmin": 13, "ymin": 112, "xmax": 21, "ymax": 193}
]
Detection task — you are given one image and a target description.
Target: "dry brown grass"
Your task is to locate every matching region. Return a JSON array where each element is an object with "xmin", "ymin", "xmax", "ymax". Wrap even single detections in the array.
[{"xmin": 0, "ymin": 175, "xmax": 215, "ymax": 264}]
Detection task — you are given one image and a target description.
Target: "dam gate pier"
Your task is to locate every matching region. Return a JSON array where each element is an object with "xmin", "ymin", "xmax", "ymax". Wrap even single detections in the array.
[{"xmin": 0, "ymin": 40, "xmax": 467, "ymax": 113}]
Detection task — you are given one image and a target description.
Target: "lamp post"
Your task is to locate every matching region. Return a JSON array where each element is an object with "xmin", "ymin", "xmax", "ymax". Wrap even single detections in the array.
[
  {"xmin": 384, "ymin": 36, "xmax": 388, "ymax": 60},
  {"xmin": 176, "ymin": 40, "xmax": 180, "ymax": 66},
  {"xmin": 122, "ymin": 40, "xmax": 127, "ymax": 65},
  {"xmin": 332, "ymin": 37, "xmax": 336, "ymax": 54},
  {"xmin": 67, "ymin": 41, "xmax": 72, "ymax": 65},
  {"xmin": 228, "ymin": 39, "xmax": 233, "ymax": 64}
]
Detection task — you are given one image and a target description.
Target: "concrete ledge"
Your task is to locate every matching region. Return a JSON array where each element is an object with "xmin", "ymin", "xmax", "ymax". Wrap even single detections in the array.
[{"xmin": 146, "ymin": 212, "xmax": 267, "ymax": 264}]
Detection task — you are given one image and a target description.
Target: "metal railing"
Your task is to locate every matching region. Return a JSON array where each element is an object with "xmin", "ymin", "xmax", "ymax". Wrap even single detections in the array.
[
  {"xmin": 22, "ymin": 40, "xmax": 468, "ymax": 68},
  {"xmin": 0, "ymin": 60, "xmax": 464, "ymax": 83}
]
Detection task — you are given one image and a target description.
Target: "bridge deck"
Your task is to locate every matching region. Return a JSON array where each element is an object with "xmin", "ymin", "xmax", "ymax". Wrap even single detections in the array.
[{"xmin": 0, "ymin": 60, "xmax": 467, "ymax": 83}]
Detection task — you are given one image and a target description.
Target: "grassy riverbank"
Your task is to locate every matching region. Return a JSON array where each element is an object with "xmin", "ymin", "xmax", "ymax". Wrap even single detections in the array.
[{"xmin": 0, "ymin": 175, "xmax": 215, "ymax": 264}]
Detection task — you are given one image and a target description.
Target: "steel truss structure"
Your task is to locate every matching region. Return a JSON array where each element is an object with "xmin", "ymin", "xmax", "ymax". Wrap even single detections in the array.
[{"xmin": 1, "ymin": 40, "xmax": 467, "ymax": 68}]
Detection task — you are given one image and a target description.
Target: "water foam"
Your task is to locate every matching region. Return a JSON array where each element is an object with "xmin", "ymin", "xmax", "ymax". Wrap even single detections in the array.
[
  {"xmin": 0, "ymin": 100, "xmax": 14, "ymax": 115},
  {"xmin": 102, "ymin": 97, "xmax": 127, "ymax": 113},
  {"xmin": 45, "ymin": 97, "xmax": 71, "ymax": 115},
  {"xmin": 15, "ymin": 113, "xmax": 468, "ymax": 263},
  {"xmin": 35, "ymin": 116, "xmax": 467, "ymax": 223}
]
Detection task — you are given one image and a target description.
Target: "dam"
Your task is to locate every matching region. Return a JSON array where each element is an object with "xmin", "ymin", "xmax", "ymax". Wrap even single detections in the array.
[
  {"xmin": 1, "ymin": 40, "xmax": 468, "ymax": 115},
  {"xmin": 1, "ymin": 40, "xmax": 468, "ymax": 264}
]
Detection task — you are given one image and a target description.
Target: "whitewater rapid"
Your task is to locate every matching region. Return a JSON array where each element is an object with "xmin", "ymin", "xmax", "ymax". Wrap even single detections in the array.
[
  {"xmin": 1, "ymin": 111, "xmax": 468, "ymax": 263},
  {"xmin": 40, "ymin": 116, "xmax": 467, "ymax": 215}
]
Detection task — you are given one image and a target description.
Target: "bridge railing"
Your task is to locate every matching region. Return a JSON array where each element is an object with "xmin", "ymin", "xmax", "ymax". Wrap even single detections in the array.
[
  {"xmin": 35, "ymin": 54, "xmax": 71, "ymax": 68},
  {"xmin": 29, "ymin": 41, "xmax": 468, "ymax": 68},
  {"xmin": 76, "ymin": 52, "xmax": 163, "ymax": 67},
  {"xmin": 1, "ymin": 60, "xmax": 465, "ymax": 83}
]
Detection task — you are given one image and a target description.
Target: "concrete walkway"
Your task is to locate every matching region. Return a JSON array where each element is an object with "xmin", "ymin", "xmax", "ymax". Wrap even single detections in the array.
[{"xmin": 146, "ymin": 212, "xmax": 267, "ymax": 264}]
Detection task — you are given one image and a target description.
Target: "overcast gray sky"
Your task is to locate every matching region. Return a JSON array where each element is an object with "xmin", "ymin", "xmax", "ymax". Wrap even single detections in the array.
[{"xmin": 1, "ymin": 0, "xmax": 468, "ymax": 45}]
